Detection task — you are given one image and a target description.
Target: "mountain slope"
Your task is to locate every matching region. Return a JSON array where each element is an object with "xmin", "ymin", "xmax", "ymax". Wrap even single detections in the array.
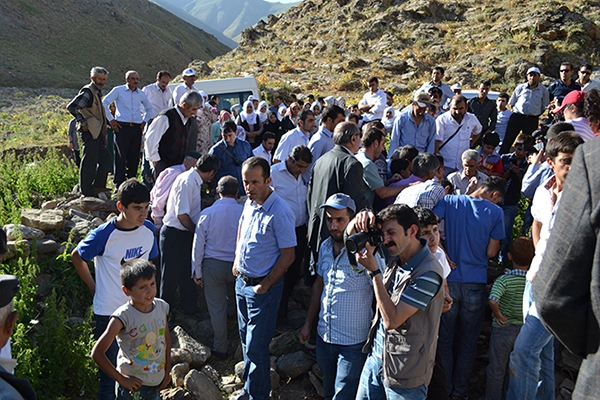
[
  {"xmin": 0, "ymin": 0, "xmax": 231, "ymax": 88},
  {"xmin": 153, "ymin": 0, "xmax": 297, "ymax": 43},
  {"xmin": 208, "ymin": 0, "xmax": 600, "ymax": 99}
]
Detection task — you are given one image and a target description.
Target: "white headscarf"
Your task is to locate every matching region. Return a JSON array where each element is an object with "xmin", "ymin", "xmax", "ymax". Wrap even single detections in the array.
[
  {"xmin": 278, "ymin": 105, "xmax": 287, "ymax": 121},
  {"xmin": 324, "ymin": 96, "xmax": 336, "ymax": 107},
  {"xmin": 382, "ymin": 106, "xmax": 396, "ymax": 131},
  {"xmin": 240, "ymin": 100, "xmax": 258, "ymax": 125},
  {"xmin": 258, "ymin": 100, "xmax": 269, "ymax": 123}
]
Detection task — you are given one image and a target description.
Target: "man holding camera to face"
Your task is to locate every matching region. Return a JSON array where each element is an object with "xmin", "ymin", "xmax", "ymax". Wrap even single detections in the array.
[{"xmin": 353, "ymin": 204, "xmax": 445, "ymax": 400}]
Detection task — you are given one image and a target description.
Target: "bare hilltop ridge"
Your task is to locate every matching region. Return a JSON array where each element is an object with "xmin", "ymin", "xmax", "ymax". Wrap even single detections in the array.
[
  {"xmin": 208, "ymin": 0, "xmax": 600, "ymax": 97},
  {"xmin": 0, "ymin": 0, "xmax": 230, "ymax": 88}
]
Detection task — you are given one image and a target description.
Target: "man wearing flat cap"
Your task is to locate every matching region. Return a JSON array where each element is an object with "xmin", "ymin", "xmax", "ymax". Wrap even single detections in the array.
[
  {"xmin": 500, "ymin": 66, "xmax": 550, "ymax": 154},
  {"xmin": 0, "ymin": 274, "xmax": 37, "ymax": 400}
]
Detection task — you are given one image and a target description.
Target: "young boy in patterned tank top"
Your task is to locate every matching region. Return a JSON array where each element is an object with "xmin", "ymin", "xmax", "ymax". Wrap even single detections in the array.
[{"xmin": 92, "ymin": 260, "xmax": 170, "ymax": 400}]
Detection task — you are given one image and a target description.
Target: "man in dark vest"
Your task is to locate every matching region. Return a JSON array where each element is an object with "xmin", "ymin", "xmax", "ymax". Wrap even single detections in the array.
[
  {"xmin": 67, "ymin": 67, "xmax": 110, "ymax": 197},
  {"xmin": 144, "ymin": 91, "xmax": 201, "ymax": 179}
]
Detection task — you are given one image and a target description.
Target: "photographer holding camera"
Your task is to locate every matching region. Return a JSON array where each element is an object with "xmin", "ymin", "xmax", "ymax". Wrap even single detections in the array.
[
  {"xmin": 299, "ymin": 193, "xmax": 386, "ymax": 400},
  {"xmin": 353, "ymin": 204, "xmax": 445, "ymax": 400}
]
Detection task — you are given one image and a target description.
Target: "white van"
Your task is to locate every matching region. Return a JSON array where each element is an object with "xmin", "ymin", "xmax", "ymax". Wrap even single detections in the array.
[{"xmin": 168, "ymin": 76, "xmax": 261, "ymax": 112}]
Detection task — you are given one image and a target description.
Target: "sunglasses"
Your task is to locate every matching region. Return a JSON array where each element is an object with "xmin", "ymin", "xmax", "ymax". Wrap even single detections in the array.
[
  {"xmin": 580, "ymin": 70, "xmax": 591, "ymax": 75},
  {"xmin": 560, "ymin": 69, "xmax": 571, "ymax": 73}
]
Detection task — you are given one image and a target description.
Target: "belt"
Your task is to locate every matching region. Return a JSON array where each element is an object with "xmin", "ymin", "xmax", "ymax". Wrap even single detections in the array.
[
  {"xmin": 239, "ymin": 273, "xmax": 267, "ymax": 286},
  {"xmin": 514, "ymin": 113, "xmax": 539, "ymax": 118},
  {"xmin": 117, "ymin": 121, "xmax": 142, "ymax": 126}
]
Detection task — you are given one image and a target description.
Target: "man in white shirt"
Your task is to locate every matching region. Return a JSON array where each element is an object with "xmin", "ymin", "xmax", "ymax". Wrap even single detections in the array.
[
  {"xmin": 576, "ymin": 63, "xmax": 600, "ymax": 93},
  {"xmin": 447, "ymin": 149, "xmax": 489, "ymax": 195},
  {"xmin": 435, "ymin": 95, "xmax": 482, "ymax": 175},
  {"xmin": 273, "ymin": 109, "xmax": 316, "ymax": 163},
  {"xmin": 359, "ymin": 77, "xmax": 387, "ymax": 122},
  {"xmin": 142, "ymin": 70, "xmax": 172, "ymax": 121},
  {"xmin": 192, "ymin": 176, "xmax": 243, "ymax": 359},
  {"xmin": 102, "ymin": 70, "xmax": 153, "ymax": 189},
  {"xmin": 271, "ymin": 145, "xmax": 312, "ymax": 323},
  {"xmin": 160, "ymin": 154, "xmax": 220, "ymax": 318},
  {"xmin": 172, "ymin": 68, "xmax": 200, "ymax": 106},
  {"xmin": 252, "ymin": 132, "xmax": 276, "ymax": 166},
  {"xmin": 416, "ymin": 66, "xmax": 456, "ymax": 107}
]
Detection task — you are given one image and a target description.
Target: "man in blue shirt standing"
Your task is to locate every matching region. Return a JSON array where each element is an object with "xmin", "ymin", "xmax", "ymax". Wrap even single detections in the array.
[
  {"xmin": 232, "ymin": 157, "xmax": 296, "ymax": 400},
  {"xmin": 299, "ymin": 193, "xmax": 386, "ymax": 400},
  {"xmin": 102, "ymin": 70, "xmax": 153, "ymax": 189},
  {"xmin": 433, "ymin": 176, "xmax": 506, "ymax": 400},
  {"xmin": 209, "ymin": 120, "xmax": 254, "ymax": 197},
  {"xmin": 390, "ymin": 92, "xmax": 436, "ymax": 154}
]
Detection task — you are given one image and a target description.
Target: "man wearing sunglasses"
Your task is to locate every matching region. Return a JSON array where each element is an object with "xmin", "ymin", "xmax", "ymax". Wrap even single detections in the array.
[{"xmin": 576, "ymin": 63, "xmax": 600, "ymax": 93}]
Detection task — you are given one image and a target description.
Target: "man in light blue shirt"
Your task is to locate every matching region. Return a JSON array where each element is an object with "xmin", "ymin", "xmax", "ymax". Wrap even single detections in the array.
[
  {"xmin": 390, "ymin": 92, "xmax": 436, "ymax": 154},
  {"xmin": 304, "ymin": 105, "xmax": 346, "ymax": 183},
  {"xmin": 102, "ymin": 70, "xmax": 153, "ymax": 188},
  {"xmin": 192, "ymin": 176, "xmax": 243, "ymax": 359},
  {"xmin": 232, "ymin": 157, "xmax": 296, "ymax": 400},
  {"xmin": 300, "ymin": 193, "xmax": 385, "ymax": 400}
]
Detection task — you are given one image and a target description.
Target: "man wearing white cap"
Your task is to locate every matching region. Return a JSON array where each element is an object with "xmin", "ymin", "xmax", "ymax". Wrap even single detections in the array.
[
  {"xmin": 172, "ymin": 68, "xmax": 200, "ymax": 107},
  {"xmin": 500, "ymin": 66, "xmax": 550, "ymax": 154},
  {"xmin": 390, "ymin": 92, "xmax": 436, "ymax": 154}
]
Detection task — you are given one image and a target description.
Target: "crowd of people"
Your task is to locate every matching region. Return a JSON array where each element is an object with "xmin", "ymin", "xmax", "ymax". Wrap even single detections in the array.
[{"xmin": 3, "ymin": 61, "xmax": 600, "ymax": 400}]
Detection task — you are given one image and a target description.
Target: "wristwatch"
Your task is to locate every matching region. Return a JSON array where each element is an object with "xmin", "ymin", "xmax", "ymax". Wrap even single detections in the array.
[{"xmin": 368, "ymin": 269, "xmax": 381, "ymax": 279}]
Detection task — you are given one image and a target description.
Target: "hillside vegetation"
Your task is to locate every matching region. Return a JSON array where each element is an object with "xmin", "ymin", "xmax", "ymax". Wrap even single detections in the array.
[
  {"xmin": 209, "ymin": 0, "xmax": 600, "ymax": 100},
  {"xmin": 0, "ymin": 0, "xmax": 231, "ymax": 88},
  {"xmin": 153, "ymin": 0, "xmax": 297, "ymax": 43}
]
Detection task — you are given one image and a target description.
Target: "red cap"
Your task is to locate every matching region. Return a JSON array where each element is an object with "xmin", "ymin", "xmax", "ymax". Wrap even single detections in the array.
[{"xmin": 555, "ymin": 90, "xmax": 585, "ymax": 114}]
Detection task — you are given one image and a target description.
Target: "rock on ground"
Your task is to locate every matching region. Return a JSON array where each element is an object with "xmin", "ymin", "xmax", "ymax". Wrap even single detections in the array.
[
  {"xmin": 276, "ymin": 351, "xmax": 315, "ymax": 379},
  {"xmin": 20, "ymin": 208, "xmax": 64, "ymax": 231},
  {"xmin": 183, "ymin": 369, "xmax": 222, "ymax": 400},
  {"xmin": 171, "ymin": 326, "xmax": 211, "ymax": 368}
]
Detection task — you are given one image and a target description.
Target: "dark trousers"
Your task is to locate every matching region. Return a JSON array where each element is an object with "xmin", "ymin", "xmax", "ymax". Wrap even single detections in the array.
[
  {"xmin": 79, "ymin": 130, "xmax": 109, "ymax": 197},
  {"xmin": 113, "ymin": 123, "xmax": 142, "ymax": 188},
  {"xmin": 500, "ymin": 113, "xmax": 539, "ymax": 154},
  {"xmin": 279, "ymin": 224, "xmax": 307, "ymax": 319},
  {"xmin": 95, "ymin": 314, "xmax": 118, "ymax": 400},
  {"xmin": 159, "ymin": 225, "xmax": 199, "ymax": 315},
  {"xmin": 426, "ymin": 348, "xmax": 449, "ymax": 400}
]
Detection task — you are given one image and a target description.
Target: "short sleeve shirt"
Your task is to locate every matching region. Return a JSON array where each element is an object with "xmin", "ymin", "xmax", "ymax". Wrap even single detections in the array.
[{"xmin": 356, "ymin": 151, "xmax": 384, "ymax": 206}]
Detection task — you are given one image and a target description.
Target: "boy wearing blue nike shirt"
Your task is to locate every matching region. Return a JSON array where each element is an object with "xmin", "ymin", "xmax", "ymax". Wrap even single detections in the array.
[{"xmin": 72, "ymin": 178, "xmax": 158, "ymax": 400}]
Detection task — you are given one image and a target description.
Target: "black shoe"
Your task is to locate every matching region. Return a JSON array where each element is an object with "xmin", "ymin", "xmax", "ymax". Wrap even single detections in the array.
[{"xmin": 211, "ymin": 349, "xmax": 228, "ymax": 361}]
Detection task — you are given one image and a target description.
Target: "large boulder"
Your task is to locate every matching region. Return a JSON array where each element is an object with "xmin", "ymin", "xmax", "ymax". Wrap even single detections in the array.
[
  {"xmin": 67, "ymin": 197, "xmax": 118, "ymax": 213},
  {"xmin": 171, "ymin": 326, "xmax": 211, "ymax": 368},
  {"xmin": 170, "ymin": 362, "xmax": 190, "ymax": 387},
  {"xmin": 183, "ymin": 369, "xmax": 222, "ymax": 400},
  {"xmin": 276, "ymin": 351, "xmax": 315, "ymax": 379},
  {"xmin": 20, "ymin": 209, "xmax": 64, "ymax": 232},
  {"xmin": 160, "ymin": 388, "xmax": 193, "ymax": 400},
  {"xmin": 3, "ymin": 224, "xmax": 45, "ymax": 240}
]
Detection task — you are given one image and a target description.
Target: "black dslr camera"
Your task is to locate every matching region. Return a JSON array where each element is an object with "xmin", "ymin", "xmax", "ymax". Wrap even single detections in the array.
[{"xmin": 345, "ymin": 226, "xmax": 384, "ymax": 254}]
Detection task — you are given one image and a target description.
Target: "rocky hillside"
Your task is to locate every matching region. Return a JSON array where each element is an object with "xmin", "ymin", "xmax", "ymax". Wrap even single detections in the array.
[
  {"xmin": 152, "ymin": 0, "xmax": 297, "ymax": 43},
  {"xmin": 208, "ymin": 0, "xmax": 600, "ymax": 100},
  {"xmin": 0, "ymin": 0, "xmax": 231, "ymax": 88}
]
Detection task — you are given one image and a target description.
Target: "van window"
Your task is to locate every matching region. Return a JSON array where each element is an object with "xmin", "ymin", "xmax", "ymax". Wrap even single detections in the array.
[{"xmin": 212, "ymin": 91, "xmax": 254, "ymax": 112}]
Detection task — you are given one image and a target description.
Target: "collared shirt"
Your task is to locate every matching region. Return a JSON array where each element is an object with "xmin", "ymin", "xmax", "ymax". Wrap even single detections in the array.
[
  {"xmin": 235, "ymin": 191, "xmax": 297, "ymax": 277},
  {"xmin": 273, "ymin": 126, "xmax": 309, "ymax": 161},
  {"xmin": 415, "ymin": 81, "xmax": 455, "ymax": 107},
  {"xmin": 360, "ymin": 88, "xmax": 387, "ymax": 122},
  {"xmin": 163, "ymin": 168, "xmax": 204, "ymax": 231},
  {"xmin": 496, "ymin": 109, "xmax": 513, "ymax": 142},
  {"xmin": 67, "ymin": 82, "xmax": 102, "ymax": 127},
  {"xmin": 192, "ymin": 197, "xmax": 243, "ymax": 278},
  {"xmin": 172, "ymin": 83, "xmax": 200, "ymax": 107},
  {"xmin": 270, "ymin": 162, "xmax": 308, "ymax": 227},
  {"xmin": 528, "ymin": 176, "xmax": 560, "ymax": 282},
  {"xmin": 316, "ymin": 236, "xmax": 385, "ymax": 346},
  {"xmin": 253, "ymin": 143, "xmax": 272, "ymax": 165},
  {"xmin": 142, "ymin": 82, "xmax": 173, "ymax": 120},
  {"xmin": 489, "ymin": 269, "xmax": 527, "ymax": 327},
  {"xmin": 394, "ymin": 179, "xmax": 445, "ymax": 209},
  {"xmin": 433, "ymin": 196, "xmax": 505, "ymax": 284},
  {"xmin": 382, "ymin": 175, "xmax": 423, "ymax": 207},
  {"xmin": 566, "ymin": 116, "xmax": 594, "ymax": 141},
  {"xmin": 304, "ymin": 125, "xmax": 335, "ymax": 183},
  {"xmin": 390, "ymin": 109, "xmax": 436, "ymax": 153},
  {"xmin": 447, "ymin": 169, "xmax": 488, "ymax": 195},
  {"xmin": 521, "ymin": 161, "xmax": 554, "ymax": 199},
  {"xmin": 548, "ymin": 79, "xmax": 581, "ymax": 101},
  {"xmin": 209, "ymin": 139, "xmax": 254, "ymax": 196},
  {"xmin": 436, "ymin": 112, "xmax": 482, "ymax": 170},
  {"xmin": 356, "ymin": 150, "xmax": 384, "ymax": 207},
  {"xmin": 102, "ymin": 84, "xmax": 152, "ymax": 123},
  {"xmin": 579, "ymin": 78, "xmax": 600, "ymax": 93},
  {"xmin": 467, "ymin": 96, "xmax": 497, "ymax": 133},
  {"xmin": 509, "ymin": 82, "xmax": 550, "ymax": 116},
  {"xmin": 144, "ymin": 107, "xmax": 189, "ymax": 162},
  {"xmin": 150, "ymin": 164, "xmax": 186, "ymax": 226}
]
